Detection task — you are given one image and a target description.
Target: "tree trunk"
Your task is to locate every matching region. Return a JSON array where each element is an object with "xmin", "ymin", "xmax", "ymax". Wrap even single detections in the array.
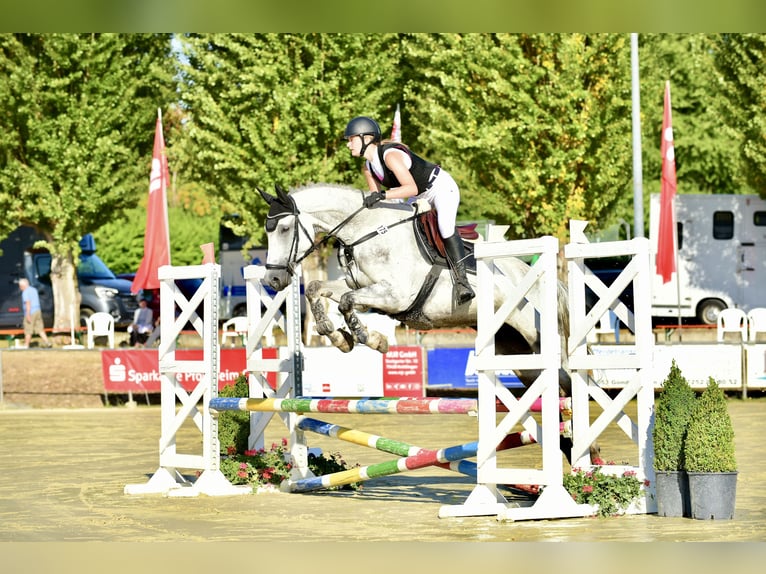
[{"xmin": 50, "ymin": 250, "xmax": 80, "ymax": 337}]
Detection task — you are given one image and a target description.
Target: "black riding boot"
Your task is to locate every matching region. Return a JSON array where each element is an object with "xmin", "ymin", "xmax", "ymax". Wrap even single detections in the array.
[{"xmin": 443, "ymin": 233, "xmax": 475, "ymax": 306}]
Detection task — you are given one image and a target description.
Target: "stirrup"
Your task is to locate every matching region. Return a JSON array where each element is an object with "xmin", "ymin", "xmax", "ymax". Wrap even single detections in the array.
[{"xmin": 453, "ymin": 283, "xmax": 475, "ymax": 306}]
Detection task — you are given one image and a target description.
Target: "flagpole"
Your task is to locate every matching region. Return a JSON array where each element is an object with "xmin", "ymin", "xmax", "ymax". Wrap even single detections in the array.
[
  {"xmin": 673, "ymin": 195, "xmax": 682, "ymax": 328},
  {"xmin": 631, "ymin": 33, "xmax": 644, "ymax": 238}
]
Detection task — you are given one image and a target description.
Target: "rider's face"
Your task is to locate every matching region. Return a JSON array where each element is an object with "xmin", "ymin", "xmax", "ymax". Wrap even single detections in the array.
[{"xmin": 346, "ymin": 135, "xmax": 363, "ymax": 157}]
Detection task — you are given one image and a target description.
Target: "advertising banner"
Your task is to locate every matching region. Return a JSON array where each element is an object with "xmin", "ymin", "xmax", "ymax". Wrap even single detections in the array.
[
  {"xmin": 590, "ymin": 344, "xmax": 743, "ymax": 389},
  {"xmin": 102, "ymin": 345, "xmax": 424, "ymax": 398},
  {"xmin": 745, "ymin": 345, "xmax": 766, "ymax": 389},
  {"xmin": 101, "ymin": 348, "xmax": 248, "ymax": 393},
  {"xmin": 426, "ymin": 348, "xmax": 523, "ymax": 390}
]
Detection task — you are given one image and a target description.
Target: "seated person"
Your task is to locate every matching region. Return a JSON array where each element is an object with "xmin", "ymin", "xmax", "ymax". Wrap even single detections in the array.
[{"xmin": 128, "ymin": 298, "xmax": 154, "ymax": 347}]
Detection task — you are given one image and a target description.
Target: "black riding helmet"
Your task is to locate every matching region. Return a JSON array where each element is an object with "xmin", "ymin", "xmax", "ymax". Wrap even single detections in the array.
[{"xmin": 344, "ymin": 116, "xmax": 381, "ymax": 156}]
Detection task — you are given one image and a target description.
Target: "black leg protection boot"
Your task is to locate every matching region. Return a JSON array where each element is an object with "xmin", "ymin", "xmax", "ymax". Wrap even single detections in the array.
[{"xmin": 443, "ymin": 233, "xmax": 475, "ymax": 306}]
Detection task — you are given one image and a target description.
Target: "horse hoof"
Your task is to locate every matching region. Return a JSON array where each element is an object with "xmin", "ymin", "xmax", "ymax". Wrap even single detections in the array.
[
  {"xmin": 316, "ymin": 320, "xmax": 334, "ymax": 336},
  {"xmin": 367, "ymin": 331, "xmax": 389, "ymax": 354}
]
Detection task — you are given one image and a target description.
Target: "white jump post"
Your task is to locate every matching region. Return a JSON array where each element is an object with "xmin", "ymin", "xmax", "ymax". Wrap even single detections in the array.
[
  {"xmin": 124, "ymin": 263, "xmax": 250, "ymax": 497},
  {"xmin": 440, "ymin": 232, "xmax": 587, "ymax": 520},
  {"xmin": 242, "ymin": 264, "xmax": 314, "ymax": 480},
  {"xmin": 565, "ymin": 220, "xmax": 656, "ymax": 514}
]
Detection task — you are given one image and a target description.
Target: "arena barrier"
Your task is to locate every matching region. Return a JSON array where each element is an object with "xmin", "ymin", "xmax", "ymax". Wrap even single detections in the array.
[{"xmin": 126, "ymin": 222, "xmax": 655, "ymax": 520}]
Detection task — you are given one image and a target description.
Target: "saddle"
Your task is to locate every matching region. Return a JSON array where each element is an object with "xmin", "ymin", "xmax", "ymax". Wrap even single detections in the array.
[{"xmin": 414, "ymin": 209, "xmax": 477, "ymax": 271}]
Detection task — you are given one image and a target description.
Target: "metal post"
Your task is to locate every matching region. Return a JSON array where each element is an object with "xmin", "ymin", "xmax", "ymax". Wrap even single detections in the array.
[{"xmin": 631, "ymin": 33, "xmax": 644, "ymax": 238}]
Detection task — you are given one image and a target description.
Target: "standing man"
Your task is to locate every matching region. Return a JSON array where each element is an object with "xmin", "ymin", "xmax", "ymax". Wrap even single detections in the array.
[
  {"xmin": 128, "ymin": 298, "xmax": 154, "ymax": 347},
  {"xmin": 19, "ymin": 278, "xmax": 52, "ymax": 348}
]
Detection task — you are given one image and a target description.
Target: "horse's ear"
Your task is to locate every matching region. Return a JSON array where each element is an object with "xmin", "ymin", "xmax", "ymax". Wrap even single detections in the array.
[
  {"xmin": 275, "ymin": 184, "xmax": 290, "ymax": 204},
  {"xmin": 257, "ymin": 186, "xmax": 274, "ymax": 205}
]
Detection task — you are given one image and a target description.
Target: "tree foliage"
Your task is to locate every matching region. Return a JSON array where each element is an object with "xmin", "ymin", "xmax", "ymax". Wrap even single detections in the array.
[
  {"xmin": 0, "ymin": 33, "xmax": 176, "ymax": 329},
  {"xmin": 177, "ymin": 33, "xmax": 401, "ymax": 246},
  {"xmin": 712, "ymin": 33, "xmax": 766, "ymax": 193},
  {"xmin": 2, "ymin": 33, "xmax": 765, "ymax": 328}
]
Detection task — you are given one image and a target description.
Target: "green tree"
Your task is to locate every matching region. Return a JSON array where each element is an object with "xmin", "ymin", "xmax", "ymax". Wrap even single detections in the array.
[
  {"xmin": 401, "ymin": 33, "xmax": 634, "ymax": 240},
  {"xmin": 93, "ymin": 182, "xmax": 223, "ymax": 274},
  {"xmin": 636, "ymin": 34, "xmax": 753, "ymax": 222},
  {"xmin": 0, "ymin": 33, "xmax": 176, "ymax": 330},
  {"xmin": 177, "ymin": 33, "xmax": 401, "ymax": 246},
  {"xmin": 712, "ymin": 33, "xmax": 766, "ymax": 197}
]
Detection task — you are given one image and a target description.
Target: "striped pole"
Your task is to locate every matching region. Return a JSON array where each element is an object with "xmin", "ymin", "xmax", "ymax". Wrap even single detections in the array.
[
  {"xmin": 288, "ymin": 420, "xmax": 569, "ymax": 493},
  {"xmin": 210, "ymin": 397, "xmax": 478, "ymax": 415},
  {"xmin": 211, "ymin": 396, "xmax": 571, "ymax": 416},
  {"xmin": 297, "ymin": 416, "xmax": 541, "ymax": 481},
  {"xmin": 288, "ymin": 440, "xmax": 479, "ymax": 493}
]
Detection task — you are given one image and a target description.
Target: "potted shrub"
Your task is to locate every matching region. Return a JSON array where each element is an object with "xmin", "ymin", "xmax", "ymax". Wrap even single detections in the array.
[
  {"xmin": 652, "ymin": 360, "xmax": 696, "ymax": 517},
  {"xmin": 684, "ymin": 377, "xmax": 738, "ymax": 520}
]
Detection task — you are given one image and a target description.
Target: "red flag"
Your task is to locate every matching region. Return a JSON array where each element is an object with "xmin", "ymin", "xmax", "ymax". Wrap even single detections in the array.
[
  {"xmin": 391, "ymin": 103, "xmax": 401, "ymax": 143},
  {"xmin": 131, "ymin": 110, "xmax": 171, "ymax": 293},
  {"xmin": 656, "ymin": 81, "xmax": 677, "ymax": 284}
]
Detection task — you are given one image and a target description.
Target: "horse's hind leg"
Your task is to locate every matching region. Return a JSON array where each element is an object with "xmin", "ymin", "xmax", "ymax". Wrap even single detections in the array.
[{"xmin": 306, "ymin": 280, "xmax": 354, "ymax": 353}]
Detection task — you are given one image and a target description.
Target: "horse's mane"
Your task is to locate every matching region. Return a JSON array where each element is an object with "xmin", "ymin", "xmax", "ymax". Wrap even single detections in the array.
[{"xmin": 289, "ymin": 183, "xmax": 415, "ymax": 217}]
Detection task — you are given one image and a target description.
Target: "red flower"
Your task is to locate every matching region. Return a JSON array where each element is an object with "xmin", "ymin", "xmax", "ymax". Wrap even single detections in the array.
[
  {"xmin": 226, "ymin": 446, "xmax": 236, "ymax": 455},
  {"xmin": 582, "ymin": 485, "xmax": 594, "ymax": 493},
  {"xmin": 282, "ymin": 437, "xmax": 288, "ymax": 446},
  {"xmin": 237, "ymin": 471, "xmax": 248, "ymax": 478},
  {"xmin": 244, "ymin": 449, "xmax": 256, "ymax": 457}
]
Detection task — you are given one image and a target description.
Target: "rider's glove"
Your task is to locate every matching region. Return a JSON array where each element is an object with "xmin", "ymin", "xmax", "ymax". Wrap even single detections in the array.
[{"xmin": 363, "ymin": 191, "xmax": 386, "ymax": 208}]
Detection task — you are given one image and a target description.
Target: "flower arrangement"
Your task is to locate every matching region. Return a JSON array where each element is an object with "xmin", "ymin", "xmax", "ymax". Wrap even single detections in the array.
[
  {"xmin": 563, "ymin": 460, "xmax": 648, "ymax": 517},
  {"xmin": 217, "ymin": 374, "xmax": 360, "ymax": 492},
  {"xmin": 220, "ymin": 437, "xmax": 361, "ymax": 492}
]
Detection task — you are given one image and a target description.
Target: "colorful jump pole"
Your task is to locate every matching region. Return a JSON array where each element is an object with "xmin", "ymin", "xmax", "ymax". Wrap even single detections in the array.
[
  {"xmin": 211, "ymin": 396, "xmax": 572, "ymax": 416},
  {"xmin": 210, "ymin": 396, "xmax": 479, "ymax": 415},
  {"xmin": 287, "ymin": 439, "xmax": 480, "ymax": 493},
  {"xmin": 289, "ymin": 418, "xmax": 570, "ymax": 493}
]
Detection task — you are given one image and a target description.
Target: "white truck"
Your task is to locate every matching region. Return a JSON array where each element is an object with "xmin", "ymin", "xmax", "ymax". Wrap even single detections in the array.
[{"xmin": 649, "ymin": 193, "xmax": 766, "ymax": 324}]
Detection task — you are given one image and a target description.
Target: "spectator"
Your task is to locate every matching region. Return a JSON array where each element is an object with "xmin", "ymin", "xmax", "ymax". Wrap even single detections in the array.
[
  {"xmin": 128, "ymin": 298, "xmax": 154, "ymax": 347},
  {"xmin": 19, "ymin": 278, "xmax": 52, "ymax": 348}
]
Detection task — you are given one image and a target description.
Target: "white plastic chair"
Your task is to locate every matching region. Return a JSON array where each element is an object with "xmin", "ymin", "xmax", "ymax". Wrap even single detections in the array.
[
  {"xmin": 86, "ymin": 312, "xmax": 115, "ymax": 349},
  {"xmin": 747, "ymin": 307, "xmax": 766, "ymax": 343},
  {"xmin": 221, "ymin": 316, "xmax": 249, "ymax": 347},
  {"xmin": 716, "ymin": 308, "xmax": 747, "ymax": 342}
]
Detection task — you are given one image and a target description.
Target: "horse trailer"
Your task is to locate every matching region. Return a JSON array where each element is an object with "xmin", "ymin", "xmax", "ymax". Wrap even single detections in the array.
[{"xmin": 649, "ymin": 193, "xmax": 766, "ymax": 324}]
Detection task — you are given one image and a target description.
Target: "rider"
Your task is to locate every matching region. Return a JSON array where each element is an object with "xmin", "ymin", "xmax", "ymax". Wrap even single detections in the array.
[{"xmin": 344, "ymin": 116, "xmax": 475, "ymax": 305}]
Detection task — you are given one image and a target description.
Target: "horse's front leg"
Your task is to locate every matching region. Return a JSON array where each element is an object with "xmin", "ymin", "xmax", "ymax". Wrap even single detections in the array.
[
  {"xmin": 305, "ymin": 280, "xmax": 355, "ymax": 352},
  {"xmin": 337, "ymin": 282, "xmax": 398, "ymax": 354}
]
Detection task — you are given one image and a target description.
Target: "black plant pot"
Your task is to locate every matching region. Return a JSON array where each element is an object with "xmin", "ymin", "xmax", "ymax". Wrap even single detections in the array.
[
  {"xmin": 654, "ymin": 470, "xmax": 690, "ymax": 518},
  {"xmin": 687, "ymin": 471, "xmax": 737, "ymax": 520}
]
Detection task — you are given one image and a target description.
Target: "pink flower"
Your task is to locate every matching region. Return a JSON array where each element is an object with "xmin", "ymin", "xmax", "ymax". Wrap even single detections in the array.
[
  {"xmin": 582, "ymin": 485, "xmax": 594, "ymax": 493},
  {"xmin": 282, "ymin": 437, "xmax": 288, "ymax": 446},
  {"xmin": 623, "ymin": 470, "xmax": 636, "ymax": 477},
  {"xmin": 239, "ymin": 462, "xmax": 248, "ymax": 470},
  {"xmin": 237, "ymin": 471, "xmax": 248, "ymax": 478},
  {"xmin": 592, "ymin": 457, "xmax": 605, "ymax": 466}
]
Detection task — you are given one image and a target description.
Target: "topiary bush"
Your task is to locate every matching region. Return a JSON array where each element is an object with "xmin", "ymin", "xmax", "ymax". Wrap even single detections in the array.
[
  {"xmin": 653, "ymin": 360, "xmax": 697, "ymax": 471},
  {"xmin": 217, "ymin": 373, "xmax": 250, "ymax": 455},
  {"xmin": 684, "ymin": 377, "xmax": 737, "ymax": 473}
]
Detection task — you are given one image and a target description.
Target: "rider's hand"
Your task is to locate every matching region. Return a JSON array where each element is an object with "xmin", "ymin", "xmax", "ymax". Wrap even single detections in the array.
[{"xmin": 363, "ymin": 191, "xmax": 385, "ymax": 208}]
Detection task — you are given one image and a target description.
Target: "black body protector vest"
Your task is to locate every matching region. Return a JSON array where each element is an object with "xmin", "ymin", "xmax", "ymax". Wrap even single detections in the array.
[{"xmin": 373, "ymin": 143, "xmax": 438, "ymax": 195}]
